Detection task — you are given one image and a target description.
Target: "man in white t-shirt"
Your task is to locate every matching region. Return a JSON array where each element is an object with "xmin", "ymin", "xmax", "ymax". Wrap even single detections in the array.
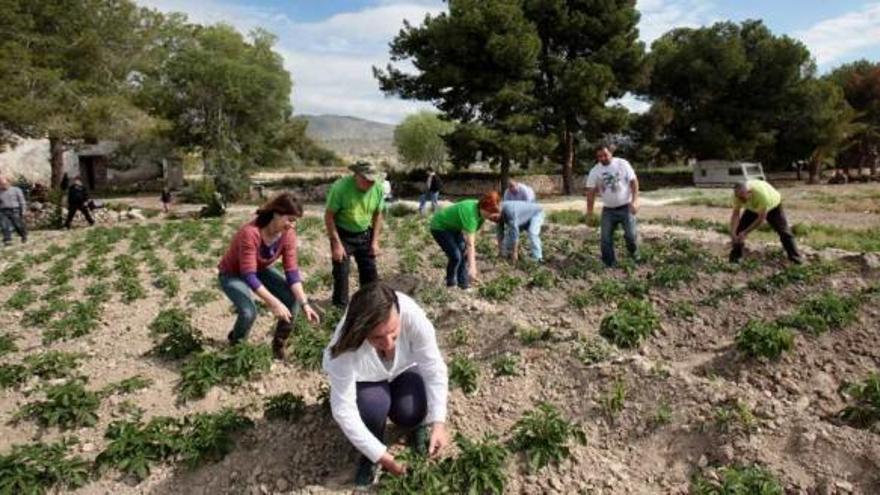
[{"xmin": 584, "ymin": 146, "xmax": 640, "ymax": 267}]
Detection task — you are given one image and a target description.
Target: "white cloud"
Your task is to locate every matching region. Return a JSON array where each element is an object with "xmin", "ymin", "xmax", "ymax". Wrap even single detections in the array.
[
  {"xmin": 796, "ymin": 3, "xmax": 880, "ymax": 66},
  {"xmin": 637, "ymin": 0, "xmax": 714, "ymax": 44},
  {"xmin": 137, "ymin": 0, "xmax": 444, "ymax": 123}
]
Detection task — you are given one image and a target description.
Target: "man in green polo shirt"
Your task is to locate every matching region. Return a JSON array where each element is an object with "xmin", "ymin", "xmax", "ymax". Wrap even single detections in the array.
[
  {"xmin": 729, "ymin": 179, "xmax": 802, "ymax": 264},
  {"xmin": 325, "ymin": 161, "xmax": 386, "ymax": 307}
]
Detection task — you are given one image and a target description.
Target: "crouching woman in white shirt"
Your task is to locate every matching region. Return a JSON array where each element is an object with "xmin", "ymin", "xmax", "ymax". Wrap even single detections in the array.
[{"xmin": 322, "ymin": 282, "xmax": 450, "ymax": 486}]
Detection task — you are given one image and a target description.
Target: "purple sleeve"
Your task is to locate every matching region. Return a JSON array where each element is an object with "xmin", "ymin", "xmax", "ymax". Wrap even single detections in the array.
[
  {"xmin": 286, "ymin": 269, "xmax": 302, "ymax": 285},
  {"xmin": 243, "ymin": 272, "xmax": 262, "ymax": 291}
]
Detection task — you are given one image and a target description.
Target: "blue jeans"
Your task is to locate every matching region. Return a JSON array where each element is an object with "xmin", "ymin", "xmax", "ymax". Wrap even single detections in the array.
[
  {"xmin": 0, "ymin": 208, "xmax": 27, "ymax": 244},
  {"xmin": 600, "ymin": 205, "xmax": 639, "ymax": 267},
  {"xmin": 500, "ymin": 212, "xmax": 544, "ymax": 261},
  {"xmin": 431, "ymin": 230, "xmax": 469, "ymax": 288},
  {"xmin": 419, "ymin": 191, "xmax": 439, "ymax": 214},
  {"xmin": 219, "ymin": 267, "xmax": 300, "ymax": 341}
]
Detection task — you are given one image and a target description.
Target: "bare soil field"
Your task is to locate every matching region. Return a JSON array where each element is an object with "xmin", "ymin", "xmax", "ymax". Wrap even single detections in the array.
[{"xmin": 1, "ymin": 188, "xmax": 879, "ymax": 494}]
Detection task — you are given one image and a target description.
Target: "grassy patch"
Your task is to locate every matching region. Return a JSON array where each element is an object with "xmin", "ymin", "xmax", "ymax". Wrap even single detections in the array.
[
  {"xmin": 546, "ymin": 209, "xmax": 584, "ymax": 226},
  {"xmin": 0, "ymin": 333, "xmax": 17, "ymax": 357},
  {"xmin": 188, "ymin": 289, "xmax": 220, "ymax": 306},
  {"xmin": 101, "ymin": 375, "xmax": 154, "ymax": 397}
]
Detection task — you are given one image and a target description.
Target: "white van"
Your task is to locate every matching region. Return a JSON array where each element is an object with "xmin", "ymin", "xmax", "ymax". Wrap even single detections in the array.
[{"xmin": 693, "ymin": 160, "xmax": 766, "ymax": 187}]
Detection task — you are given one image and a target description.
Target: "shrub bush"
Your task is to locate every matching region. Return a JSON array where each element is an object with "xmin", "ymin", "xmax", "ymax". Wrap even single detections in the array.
[
  {"xmin": 735, "ymin": 320, "xmax": 794, "ymax": 359},
  {"xmin": 510, "ymin": 403, "xmax": 586, "ymax": 471}
]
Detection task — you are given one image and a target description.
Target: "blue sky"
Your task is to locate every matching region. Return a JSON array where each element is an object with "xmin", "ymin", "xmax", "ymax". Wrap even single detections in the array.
[{"xmin": 137, "ymin": 0, "xmax": 880, "ymax": 123}]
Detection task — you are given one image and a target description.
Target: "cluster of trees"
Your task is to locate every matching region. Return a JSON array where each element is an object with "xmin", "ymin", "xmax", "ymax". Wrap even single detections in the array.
[
  {"xmin": 0, "ymin": 0, "xmax": 335, "ymax": 198},
  {"xmin": 378, "ymin": 1, "xmax": 880, "ymax": 189}
]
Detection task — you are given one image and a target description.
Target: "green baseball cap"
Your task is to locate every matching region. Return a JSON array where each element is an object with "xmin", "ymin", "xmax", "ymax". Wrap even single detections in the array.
[{"xmin": 349, "ymin": 161, "xmax": 385, "ymax": 183}]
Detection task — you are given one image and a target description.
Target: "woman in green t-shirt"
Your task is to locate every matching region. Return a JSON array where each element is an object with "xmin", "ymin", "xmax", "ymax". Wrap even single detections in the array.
[{"xmin": 429, "ymin": 191, "xmax": 501, "ymax": 289}]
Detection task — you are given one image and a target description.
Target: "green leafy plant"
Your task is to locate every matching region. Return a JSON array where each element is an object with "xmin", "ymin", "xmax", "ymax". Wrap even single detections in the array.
[
  {"xmin": 0, "ymin": 333, "xmax": 17, "ymax": 357},
  {"xmin": 528, "ymin": 267, "xmax": 556, "ymax": 289},
  {"xmin": 574, "ymin": 336, "xmax": 612, "ymax": 365},
  {"xmin": 735, "ymin": 320, "xmax": 794, "ymax": 359},
  {"xmin": 97, "ymin": 408, "xmax": 253, "ymax": 480},
  {"xmin": 416, "ymin": 286, "xmax": 452, "ymax": 306},
  {"xmin": 303, "ymin": 271, "xmax": 333, "ymax": 292},
  {"xmin": 516, "ymin": 325, "xmax": 552, "ymax": 345},
  {"xmin": 546, "ymin": 209, "xmax": 584, "ymax": 225},
  {"xmin": 599, "ymin": 299, "xmax": 660, "ymax": 348},
  {"xmin": 746, "ymin": 263, "xmax": 837, "ymax": 294},
  {"xmin": 177, "ymin": 344, "xmax": 272, "ymax": 400},
  {"xmin": 0, "ymin": 439, "xmax": 90, "ymax": 494},
  {"xmin": 478, "ymin": 274, "xmax": 523, "ymax": 301},
  {"xmin": 188, "ymin": 289, "xmax": 220, "ymax": 306},
  {"xmin": 22, "ymin": 298, "xmax": 70, "ymax": 327},
  {"xmin": 84, "ymin": 282, "xmax": 111, "ymax": 303},
  {"xmin": 597, "ymin": 380, "xmax": 627, "ymax": 421},
  {"xmin": 510, "ymin": 403, "xmax": 586, "ymax": 471},
  {"xmin": 449, "ymin": 325, "xmax": 471, "ymax": 347},
  {"xmin": 377, "ymin": 450, "xmax": 449, "ymax": 494},
  {"xmin": 154, "ymin": 273, "xmax": 181, "ymax": 298},
  {"xmin": 777, "ymin": 291, "xmax": 860, "ymax": 334},
  {"xmin": 653, "ymin": 401, "xmax": 673, "ymax": 427},
  {"xmin": 17, "ymin": 379, "xmax": 100, "ymax": 429},
  {"xmin": 149, "ymin": 308, "xmax": 205, "ymax": 360},
  {"xmin": 81, "ymin": 257, "xmax": 110, "ymax": 279},
  {"xmin": 24, "ymin": 351, "xmax": 84, "ymax": 379},
  {"xmin": 115, "ymin": 276, "xmax": 146, "ymax": 304},
  {"xmin": 690, "ymin": 465, "xmax": 783, "ymax": 495},
  {"xmin": 838, "ymin": 373, "xmax": 880, "ymax": 429},
  {"xmin": 0, "ymin": 364, "xmax": 27, "ymax": 389},
  {"xmin": 667, "ymin": 301, "xmax": 697, "ymax": 319},
  {"xmin": 43, "ymin": 300, "xmax": 103, "ymax": 344},
  {"xmin": 5, "ymin": 288, "xmax": 37, "ymax": 310},
  {"xmin": 0, "ymin": 262, "xmax": 27, "ymax": 285},
  {"xmin": 493, "ymin": 353, "xmax": 519, "ymax": 377},
  {"xmin": 449, "ymin": 355, "xmax": 479, "ymax": 395},
  {"xmin": 713, "ymin": 400, "xmax": 756, "ymax": 434},
  {"xmin": 649, "ymin": 264, "xmax": 696, "ymax": 289},
  {"xmin": 444, "ymin": 434, "xmax": 508, "ymax": 494},
  {"xmin": 101, "ymin": 375, "xmax": 154, "ymax": 397},
  {"xmin": 174, "ymin": 253, "xmax": 198, "ymax": 272},
  {"xmin": 263, "ymin": 392, "xmax": 306, "ymax": 422}
]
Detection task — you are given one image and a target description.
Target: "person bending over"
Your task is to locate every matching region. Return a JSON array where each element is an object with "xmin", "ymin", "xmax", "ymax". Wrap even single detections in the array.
[
  {"xmin": 429, "ymin": 192, "xmax": 501, "ymax": 289},
  {"xmin": 323, "ymin": 282, "xmax": 449, "ymax": 486},
  {"xmin": 218, "ymin": 193, "xmax": 320, "ymax": 358}
]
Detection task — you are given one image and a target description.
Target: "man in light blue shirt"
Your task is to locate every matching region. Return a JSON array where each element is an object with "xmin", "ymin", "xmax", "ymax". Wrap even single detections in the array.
[
  {"xmin": 496, "ymin": 200, "xmax": 544, "ymax": 262},
  {"xmin": 503, "ymin": 178, "xmax": 536, "ymax": 203}
]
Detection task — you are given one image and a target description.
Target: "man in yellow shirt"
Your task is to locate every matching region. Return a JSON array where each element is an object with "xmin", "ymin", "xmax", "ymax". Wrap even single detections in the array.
[{"xmin": 729, "ymin": 180, "xmax": 802, "ymax": 264}]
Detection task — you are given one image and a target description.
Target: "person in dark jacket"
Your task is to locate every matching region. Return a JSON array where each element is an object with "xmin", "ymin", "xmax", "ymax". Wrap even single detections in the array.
[{"xmin": 65, "ymin": 177, "xmax": 95, "ymax": 229}]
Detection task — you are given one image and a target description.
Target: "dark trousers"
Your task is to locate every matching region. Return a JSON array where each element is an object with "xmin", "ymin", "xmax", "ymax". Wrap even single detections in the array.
[
  {"xmin": 730, "ymin": 205, "xmax": 801, "ymax": 262},
  {"xmin": 0, "ymin": 208, "xmax": 27, "ymax": 243},
  {"xmin": 332, "ymin": 227, "xmax": 378, "ymax": 307},
  {"xmin": 65, "ymin": 203, "xmax": 95, "ymax": 228},
  {"xmin": 431, "ymin": 229, "xmax": 468, "ymax": 288},
  {"xmin": 356, "ymin": 371, "xmax": 427, "ymax": 447}
]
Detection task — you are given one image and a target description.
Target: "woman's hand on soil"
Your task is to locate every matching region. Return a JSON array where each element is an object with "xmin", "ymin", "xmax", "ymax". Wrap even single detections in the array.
[
  {"xmin": 379, "ymin": 454, "xmax": 406, "ymax": 476},
  {"xmin": 429, "ymin": 422, "xmax": 450, "ymax": 458},
  {"xmin": 303, "ymin": 304, "xmax": 320, "ymax": 324},
  {"xmin": 271, "ymin": 301, "xmax": 292, "ymax": 323}
]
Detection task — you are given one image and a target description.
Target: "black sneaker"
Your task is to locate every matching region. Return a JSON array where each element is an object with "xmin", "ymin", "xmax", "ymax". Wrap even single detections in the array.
[
  {"xmin": 227, "ymin": 331, "xmax": 241, "ymax": 346},
  {"xmin": 354, "ymin": 456, "xmax": 376, "ymax": 486}
]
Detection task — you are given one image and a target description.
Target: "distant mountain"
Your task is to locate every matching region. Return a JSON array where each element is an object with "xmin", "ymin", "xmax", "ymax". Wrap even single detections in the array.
[{"xmin": 300, "ymin": 114, "xmax": 396, "ymax": 162}]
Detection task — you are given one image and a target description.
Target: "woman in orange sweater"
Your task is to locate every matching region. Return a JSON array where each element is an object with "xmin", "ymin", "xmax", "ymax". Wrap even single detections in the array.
[{"xmin": 218, "ymin": 193, "xmax": 320, "ymax": 358}]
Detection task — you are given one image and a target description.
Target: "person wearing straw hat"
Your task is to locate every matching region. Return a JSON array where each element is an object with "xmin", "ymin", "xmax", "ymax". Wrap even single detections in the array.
[{"xmin": 325, "ymin": 161, "xmax": 387, "ymax": 308}]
